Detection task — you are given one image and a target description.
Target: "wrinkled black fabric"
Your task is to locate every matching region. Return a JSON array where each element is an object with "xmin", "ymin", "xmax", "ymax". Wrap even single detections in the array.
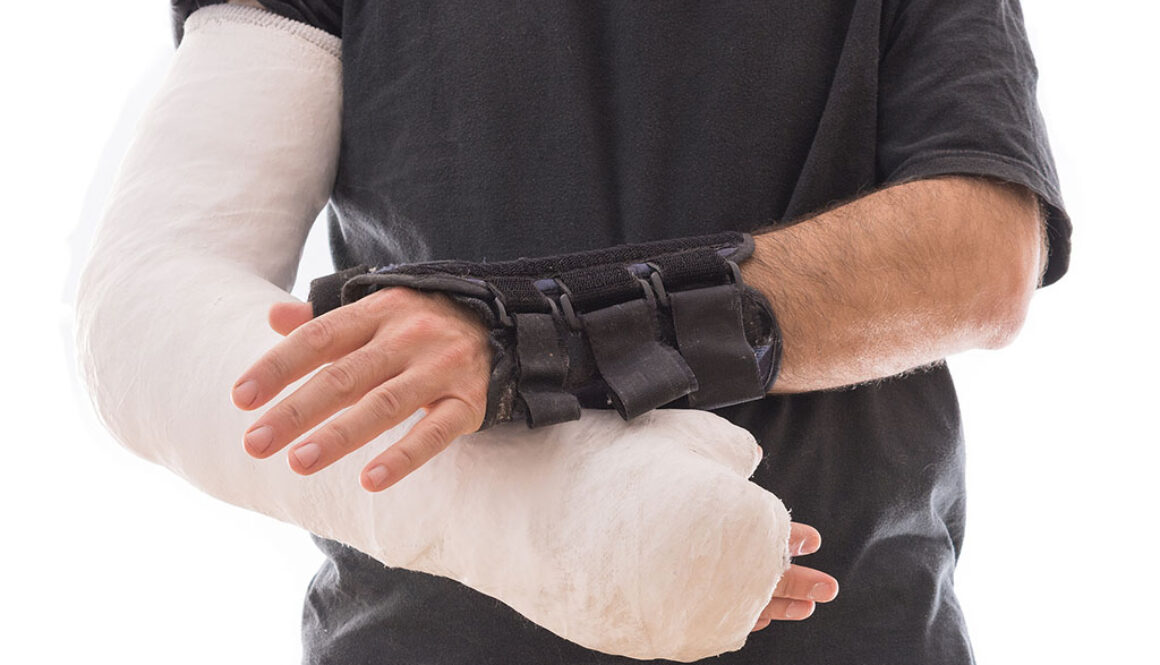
[{"xmin": 170, "ymin": 1, "xmax": 1071, "ymax": 663}]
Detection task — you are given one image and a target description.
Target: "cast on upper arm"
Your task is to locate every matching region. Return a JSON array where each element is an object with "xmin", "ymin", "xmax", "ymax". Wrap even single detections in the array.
[
  {"xmin": 77, "ymin": 2, "xmax": 342, "ymax": 472},
  {"xmin": 73, "ymin": 6, "xmax": 792, "ymax": 659},
  {"xmin": 877, "ymin": 0, "xmax": 1072, "ymax": 287}
]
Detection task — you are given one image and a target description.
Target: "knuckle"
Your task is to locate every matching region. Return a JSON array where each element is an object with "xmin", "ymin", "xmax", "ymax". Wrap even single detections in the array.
[
  {"xmin": 301, "ymin": 318, "xmax": 335, "ymax": 352},
  {"xmin": 277, "ymin": 399, "xmax": 307, "ymax": 431},
  {"xmin": 439, "ymin": 338, "xmax": 490, "ymax": 373},
  {"xmin": 407, "ymin": 431, "xmax": 445, "ymax": 465},
  {"xmin": 390, "ymin": 442, "xmax": 419, "ymax": 472},
  {"xmin": 400, "ymin": 313, "xmax": 441, "ymax": 340},
  {"xmin": 427, "ymin": 343, "xmax": 466, "ymax": 370},
  {"xmin": 467, "ymin": 402, "xmax": 487, "ymax": 430},
  {"xmin": 455, "ymin": 338, "xmax": 485, "ymax": 364},
  {"xmin": 443, "ymin": 338, "xmax": 471, "ymax": 358},
  {"xmin": 320, "ymin": 362, "xmax": 360, "ymax": 396},
  {"xmin": 367, "ymin": 384, "xmax": 405, "ymax": 419},
  {"xmin": 362, "ymin": 287, "xmax": 400, "ymax": 315},
  {"xmin": 264, "ymin": 351, "xmax": 293, "ymax": 384},
  {"xmin": 772, "ymin": 573, "xmax": 796, "ymax": 599},
  {"xmin": 324, "ymin": 419, "xmax": 355, "ymax": 450},
  {"xmin": 424, "ymin": 417, "xmax": 455, "ymax": 448},
  {"xmin": 782, "ymin": 569, "xmax": 809, "ymax": 599},
  {"xmin": 455, "ymin": 394, "xmax": 487, "ymax": 430},
  {"xmin": 766, "ymin": 601, "xmax": 788, "ymax": 620}
]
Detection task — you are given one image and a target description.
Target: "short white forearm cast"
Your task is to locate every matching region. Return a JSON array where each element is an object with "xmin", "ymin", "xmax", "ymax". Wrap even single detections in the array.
[{"xmin": 73, "ymin": 5, "xmax": 791, "ymax": 661}]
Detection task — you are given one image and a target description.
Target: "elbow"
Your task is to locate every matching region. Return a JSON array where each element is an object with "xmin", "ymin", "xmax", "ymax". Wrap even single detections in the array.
[
  {"xmin": 976, "ymin": 282, "xmax": 1034, "ymax": 350},
  {"xmin": 958, "ymin": 179, "xmax": 1046, "ymax": 351},
  {"xmin": 75, "ymin": 254, "xmax": 116, "ymax": 418},
  {"xmin": 74, "ymin": 251, "xmax": 160, "ymax": 465},
  {"xmin": 969, "ymin": 223, "xmax": 1044, "ymax": 348}
]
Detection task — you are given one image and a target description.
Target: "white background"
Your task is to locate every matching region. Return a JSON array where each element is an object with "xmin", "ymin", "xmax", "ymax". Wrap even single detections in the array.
[{"xmin": 2, "ymin": 0, "xmax": 1156, "ymax": 662}]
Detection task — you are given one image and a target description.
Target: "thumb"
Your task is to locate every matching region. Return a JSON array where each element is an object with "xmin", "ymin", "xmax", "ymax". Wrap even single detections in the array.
[{"xmin": 268, "ymin": 300, "xmax": 315, "ymax": 336}]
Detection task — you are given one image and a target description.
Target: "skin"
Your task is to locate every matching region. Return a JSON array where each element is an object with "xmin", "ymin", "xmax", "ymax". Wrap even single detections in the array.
[
  {"xmin": 224, "ymin": 0, "xmax": 1047, "ymax": 628},
  {"xmin": 743, "ymin": 176, "xmax": 1047, "ymax": 393},
  {"xmin": 224, "ymin": 0, "xmax": 844, "ymax": 628},
  {"xmin": 231, "ymin": 175, "xmax": 1044, "ymax": 622}
]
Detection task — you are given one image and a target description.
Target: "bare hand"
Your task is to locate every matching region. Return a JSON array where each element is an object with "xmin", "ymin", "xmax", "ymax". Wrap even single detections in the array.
[
  {"xmin": 751, "ymin": 522, "xmax": 839, "ymax": 631},
  {"xmin": 231, "ymin": 286, "xmax": 493, "ymax": 492}
]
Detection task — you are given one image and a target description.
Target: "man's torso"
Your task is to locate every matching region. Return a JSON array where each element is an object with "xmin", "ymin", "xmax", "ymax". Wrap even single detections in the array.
[{"xmin": 308, "ymin": 2, "xmax": 973, "ymax": 663}]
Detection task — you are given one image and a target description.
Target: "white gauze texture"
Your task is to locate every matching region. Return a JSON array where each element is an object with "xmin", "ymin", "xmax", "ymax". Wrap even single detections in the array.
[{"xmin": 72, "ymin": 5, "xmax": 793, "ymax": 661}]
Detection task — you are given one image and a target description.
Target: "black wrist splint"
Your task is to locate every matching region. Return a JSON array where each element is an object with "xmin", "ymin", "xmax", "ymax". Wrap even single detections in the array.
[{"xmin": 307, "ymin": 231, "xmax": 783, "ymax": 430}]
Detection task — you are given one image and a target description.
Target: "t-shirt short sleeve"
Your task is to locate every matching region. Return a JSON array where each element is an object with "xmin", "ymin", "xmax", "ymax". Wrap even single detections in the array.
[
  {"xmin": 878, "ymin": 0, "xmax": 1071, "ymax": 287},
  {"xmin": 170, "ymin": 1, "xmax": 342, "ymax": 46}
]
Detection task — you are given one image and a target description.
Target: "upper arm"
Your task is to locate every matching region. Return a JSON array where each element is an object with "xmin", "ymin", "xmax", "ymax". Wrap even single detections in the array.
[
  {"xmin": 877, "ymin": 0, "xmax": 1071, "ymax": 289},
  {"xmin": 143, "ymin": 3, "xmax": 343, "ymax": 285}
]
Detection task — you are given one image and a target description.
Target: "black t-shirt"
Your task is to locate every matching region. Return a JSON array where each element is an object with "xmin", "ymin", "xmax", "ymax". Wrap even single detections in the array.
[{"xmin": 172, "ymin": 2, "xmax": 1072, "ymax": 663}]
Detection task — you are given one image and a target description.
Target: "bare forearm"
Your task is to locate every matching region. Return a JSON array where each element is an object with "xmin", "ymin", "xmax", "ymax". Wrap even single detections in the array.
[{"xmin": 740, "ymin": 177, "xmax": 1046, "ymax": 394}]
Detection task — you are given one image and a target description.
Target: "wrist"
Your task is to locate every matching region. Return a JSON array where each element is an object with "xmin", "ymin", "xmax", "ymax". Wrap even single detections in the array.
[{"xmin": 309, "ymin": 232, "xmax": 784, "ymax": 428}]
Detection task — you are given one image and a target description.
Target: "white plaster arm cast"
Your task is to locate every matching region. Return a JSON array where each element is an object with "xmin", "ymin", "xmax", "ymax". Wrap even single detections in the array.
[{"xmin": 73, "ymin": 5, "xmax": 792, "ymax": 661}]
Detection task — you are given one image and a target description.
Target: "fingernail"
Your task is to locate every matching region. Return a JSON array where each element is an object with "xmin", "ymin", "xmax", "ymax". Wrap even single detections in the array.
[
  {"xmin": 786, "ymin": 601, "xmax": 814, "ymax": 619},
  {"xmin": 245, "ymin": 425, "xmax": 273, "ymax": 455},
  {"xmin": 233, "ymin": 380, "xmax": 258, "ymax": 408},
  {"xmin": 809, "ymin": 582, "xmax": 835, "ymax": 601},
  {"xmin": 366, "ymin": 465, "xmax": 389, "ymax": 489},
  {"xmin": 292, "ymin": 442, "xmax": 322, "ymax": 470}
]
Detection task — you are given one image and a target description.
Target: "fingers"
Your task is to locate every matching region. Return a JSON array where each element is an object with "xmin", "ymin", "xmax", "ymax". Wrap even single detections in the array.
[
  {"xmin": 758, "ymin": 598, "xmax": 817, "ymax": 623},
  {"xmin": 282, "ymin": 370, "xmax": 436, "ymax": 474},
  {"xmin": 751, "ymin": 521, "xmax": 839, "ymax": 629},
  {"xmin": 360, "ymin": 397, "xmax": 479, "ymax": 492},
  {"xmin": 788, "ymin": 522, "xmax": 821, "ymax": 556},
  {"xmin": 771, "ymin": 563, "xmax": 839, "ymax": 603},
  {"xmin": 232, "ymin": 299, "xmax": 382, "ymax": 411},
  {"xmin": 243, "ymin": 345, "xmax": 404, "ymax": 460},
  {"xmin": 751, "ymin": 565, "xmax": 837, "ymax": 628},
  {"xmin": 237, "ymin": 286, "xmax": 492, "ymax": 481}
]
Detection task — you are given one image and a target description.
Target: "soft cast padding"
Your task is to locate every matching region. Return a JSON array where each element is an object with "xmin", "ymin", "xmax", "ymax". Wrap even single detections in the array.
[
  {"xmin": 72, "ymin": 4, "xmax": 792, "ymax": 661},
  {"xmin": 307, "ymin": 231, "xmax": 783, "ymax": 430}
]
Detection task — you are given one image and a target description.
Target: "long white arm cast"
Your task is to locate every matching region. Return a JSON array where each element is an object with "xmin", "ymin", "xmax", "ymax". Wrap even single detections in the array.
[{"xmin": 73, "ymin": 5, "xmax": 791, "ymax": 661}]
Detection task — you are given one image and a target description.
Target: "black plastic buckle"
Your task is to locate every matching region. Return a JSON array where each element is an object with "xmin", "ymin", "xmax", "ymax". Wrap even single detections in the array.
[
  {"xmin": 725, "ymin": 259, "xmax": 743, "ymax": 285},
  {"xmin": 644, "ymin": 262, "xmax": 671, "ymax": 308},
  {"xmin": 485, "ymin": 282, "xmax": 515, "ymax": 328},
  {"xmin": 556, "ymin": 282, "xmax": 584, "ymax": 331},
  {"xmin": 636, "ymin": 276, "xmax": 658, "ymax": 311}
]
